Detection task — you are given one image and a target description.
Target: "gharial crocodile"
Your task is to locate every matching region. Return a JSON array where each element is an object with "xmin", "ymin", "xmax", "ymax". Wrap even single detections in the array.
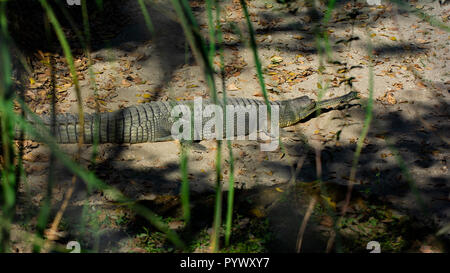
[{"xmin": 19, "ymin": 91, "xmax": 359, "ymax": 144}]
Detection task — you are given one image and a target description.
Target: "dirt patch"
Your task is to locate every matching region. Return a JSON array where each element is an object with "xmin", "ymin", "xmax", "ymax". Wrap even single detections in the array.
[{"xmin": 8, "ymin": 0, "xmax": 449, "ymax": 252}]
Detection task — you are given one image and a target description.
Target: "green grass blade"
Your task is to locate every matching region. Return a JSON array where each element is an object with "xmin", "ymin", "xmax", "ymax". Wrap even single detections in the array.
[
  {"xmin": 170, "ymin": 0, "xmax": 224, "ymax": 251},
  {"xmin": 0, "ymin": 1, "xmax": 18, "ymax": 253},
  {"xmin": 180, "ymin": 143, "xmax": 190, "ymax": 223},
  {"xmin": 39, "ymin": 0, "xmax": 85, "ymax": 145},
  {"xmin": 138, "ymin": 0, "xmax": 155, "ymax": 35},
  {"xmin": 239, "ymin": 0, "xmax": 270, "ymax": 112},
  {"xmin": 214, "ymin": 1, "xmax": 236, "ymax": 247}
]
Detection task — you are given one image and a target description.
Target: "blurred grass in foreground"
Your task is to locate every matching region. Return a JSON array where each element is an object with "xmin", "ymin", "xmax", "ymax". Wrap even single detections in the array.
[{"xmin": 0, "ymin": 0, "xmax": 448, "ymax": 252}]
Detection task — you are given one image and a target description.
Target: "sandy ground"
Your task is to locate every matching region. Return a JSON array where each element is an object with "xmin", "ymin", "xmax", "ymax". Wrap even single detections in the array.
[{"xmin": 12, "ymin": 0, "xmax": 449, "ymax": 252}]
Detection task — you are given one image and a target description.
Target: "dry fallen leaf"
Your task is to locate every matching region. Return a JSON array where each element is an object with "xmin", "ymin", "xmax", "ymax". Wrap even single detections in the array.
[
  {"xmin": 320, "ymin": 215, "xmax": 334, "ymax": 228},
  {"xmin": 387, "ymin": 93, "xmax": 396, "ymax": 104},
  {"xmin": 270, "ymin": 55, "xmax": 283, "ymax": 64},
  {"xmin": 131, "ymin": 75, "xmax": 145, "ymax": 84},
  {"xmin": 23, "ymin": 152, "xmax": 50, "ymax": 162},
  {"xmin": 249, "ymin": 208, "xmax": 265, "ymax": 218},
  {"xmin": 416, "ymin": 81, "xmax": 427, "ymax": 88},
  {"xmin": 377, "ymin": 92, "xmax": 397, "ymax": 105},
  {"xmin": 393, "ymin": 82, "xmax": 403, "ymax": 90},
  {"xmin": 121, "ymin": 79, "xmax": 132, "ymax": 88},
  {"xmin": 168, "ymin": 221, "xmax": 184, "ymax": 230},
  {"xmin": 227, "ymin": 82, "xmax": 239, "ymax": 91},
  {"xmin": 321, "ymin": 195, "xmax": 336, "ymax": 209},
  {"xmin": 419, "ymin": 245, "xmax": 439, "ymax": 253}
]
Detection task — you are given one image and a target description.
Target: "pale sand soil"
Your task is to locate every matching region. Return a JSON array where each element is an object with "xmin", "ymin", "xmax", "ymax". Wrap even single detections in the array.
[{"xmin": 12, "ymin": 0, "xmax": 449, "ymax": 252}]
